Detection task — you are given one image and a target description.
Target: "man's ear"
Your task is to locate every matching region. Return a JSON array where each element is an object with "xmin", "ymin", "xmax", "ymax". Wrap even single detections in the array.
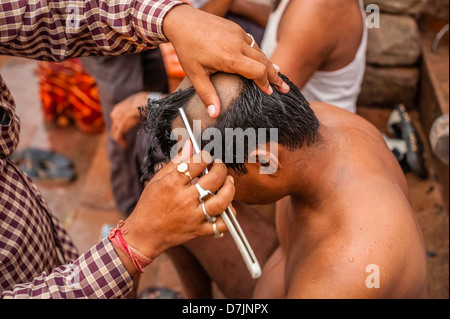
[{"xmin": 248, "ymin": 143, "xmax": 281, "ymax": 176}]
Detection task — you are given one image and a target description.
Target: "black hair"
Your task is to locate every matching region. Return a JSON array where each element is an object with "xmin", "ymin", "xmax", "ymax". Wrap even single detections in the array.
[{"xmin": 140, "ymin": 73, "xmax": 320, "ymax": 180}]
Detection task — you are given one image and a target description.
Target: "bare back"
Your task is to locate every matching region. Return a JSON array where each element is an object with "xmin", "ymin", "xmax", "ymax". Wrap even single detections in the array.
[{"xmin": 254, "ymin": 103, "xmax": 427, "ymax": 299}]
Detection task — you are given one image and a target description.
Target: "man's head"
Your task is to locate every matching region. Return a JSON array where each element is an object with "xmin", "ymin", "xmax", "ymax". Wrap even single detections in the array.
[{"xmin": 141, "ymin": 72, "xmax": 320, "ymax": 204}]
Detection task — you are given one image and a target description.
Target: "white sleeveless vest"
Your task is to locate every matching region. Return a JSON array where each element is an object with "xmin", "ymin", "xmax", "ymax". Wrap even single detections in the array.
[{"xmin": 261, "ymin": 0, "xmax": 368, "ymax": 113}]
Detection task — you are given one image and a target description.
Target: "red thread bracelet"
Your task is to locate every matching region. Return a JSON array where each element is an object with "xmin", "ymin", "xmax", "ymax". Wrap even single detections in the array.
[{"xmin": 108, "ymin": 220, "xmax": 153, "ymax": 273}]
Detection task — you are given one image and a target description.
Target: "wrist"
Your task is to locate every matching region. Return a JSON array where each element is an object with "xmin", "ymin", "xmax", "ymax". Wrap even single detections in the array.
[
  {"xmin": 119, "ymin": 215, "xmax": 162, "ymax": 261},
  {"xmin": 163, "ymin": 4, "xmax": 195, "ymax": 43},
  {"xmin": 108, "ymin": 221, "xmax": 154, "ymax": 275},
  {"xmin": 113, "ymin": 243, "xmax": 139, "ymax": 278}
]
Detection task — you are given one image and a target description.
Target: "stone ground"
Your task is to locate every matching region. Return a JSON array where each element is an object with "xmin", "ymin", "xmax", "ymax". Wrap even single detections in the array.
[{"xmin": 0, "ymin": 56, "xmax": 448, "ymax": 299}]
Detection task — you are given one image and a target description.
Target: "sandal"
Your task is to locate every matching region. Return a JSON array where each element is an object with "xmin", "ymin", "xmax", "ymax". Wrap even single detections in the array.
[
  {"xmin": 383, "ymin": 135, "xmax": 410, "ymax": 173},
  {"xmin": 10, "ymin": 148, "xmax": 76, "ymax": 184},
  {"xmin": 387, "ymin": 104, "xmax": 428, "ymax": 178}
]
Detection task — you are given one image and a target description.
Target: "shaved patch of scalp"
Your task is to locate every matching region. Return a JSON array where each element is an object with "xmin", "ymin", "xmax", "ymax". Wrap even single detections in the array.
[{"xmin": 140, "ymin": 73, "xmax": 320, "ymax": 180}]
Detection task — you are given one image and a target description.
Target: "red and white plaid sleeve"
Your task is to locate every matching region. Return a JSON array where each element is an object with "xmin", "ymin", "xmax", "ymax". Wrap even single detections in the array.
[
  {"xmin": 1, "ymin": 238, "xmax": 134, "ymax": 299},
  {"xmin": 0, "ymin": 0, "xmax": 185, "ymax": 61}
]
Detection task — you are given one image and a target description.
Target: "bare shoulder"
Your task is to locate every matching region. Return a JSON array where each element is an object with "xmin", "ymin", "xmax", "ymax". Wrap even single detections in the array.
[
  {"xmin": 312, "ymin": 102, "xmax": 410, "ymax": 193},
  {"xmin": 310, "ymin": 102, "xmax": 385, "ymax": 141},
  {"xmin": 310, "ymin": 101, "xmax": 367, "ymax": 122}
]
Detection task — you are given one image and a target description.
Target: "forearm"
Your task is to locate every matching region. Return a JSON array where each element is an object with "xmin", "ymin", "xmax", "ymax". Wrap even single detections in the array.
[
  {"xmin": 0, "ymin": 238, "xmax": 133, "ymax": 299},
  {"xmin": 200, "ymin": 0, "xmax": 270, "ymax": 28},
  {"xmin": 230, "ymin": 0, "xmax": 271, "ymax": 28},
  {"xmin": 0, "ymin": 0, "xmax": 185, "ymax": 61}
]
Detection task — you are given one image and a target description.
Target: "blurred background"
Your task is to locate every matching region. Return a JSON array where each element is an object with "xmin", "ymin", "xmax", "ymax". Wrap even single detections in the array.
[{"xmin": 0, "ymin": 0, "xmax": 448, "ymax": 298}]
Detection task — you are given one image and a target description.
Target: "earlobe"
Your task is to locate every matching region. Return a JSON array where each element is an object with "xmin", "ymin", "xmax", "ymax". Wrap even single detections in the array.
[{"xmin": 249, "ymin": 148, "xmax": 281, "ymax": 176}]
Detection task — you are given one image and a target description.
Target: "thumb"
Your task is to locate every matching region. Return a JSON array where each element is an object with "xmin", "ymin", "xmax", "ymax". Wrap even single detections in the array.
[
  {"xmin": 151, "ymin": 140, "xmax": 194, "ymax": 183},
  {"xmin": 189, "ymin": 72, "xmax": 221, "ymax": 118}
]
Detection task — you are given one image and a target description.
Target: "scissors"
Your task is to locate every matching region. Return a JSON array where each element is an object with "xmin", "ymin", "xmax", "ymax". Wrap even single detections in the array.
[{"xmin": 178, "ymin": 107, "xmax": 262, "ymax": 279}]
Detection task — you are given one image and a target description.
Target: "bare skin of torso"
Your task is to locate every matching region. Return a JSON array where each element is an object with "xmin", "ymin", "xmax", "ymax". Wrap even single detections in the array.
[{"xmin": 253, "ymin": 102, "xmax": 428, "ymax": 299}]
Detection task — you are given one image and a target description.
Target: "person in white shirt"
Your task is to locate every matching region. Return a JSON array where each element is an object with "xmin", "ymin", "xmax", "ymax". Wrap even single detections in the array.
[{"xmin": 261, "ymin": 0, "xmax": 367, "ymax": 113}]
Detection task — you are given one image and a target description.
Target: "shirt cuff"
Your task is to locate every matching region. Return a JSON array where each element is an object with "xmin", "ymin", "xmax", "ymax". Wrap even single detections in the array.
[
  {"xmin": 132, "ymin": 0, "xmax": 186, "ymax": 47},
  {"xmin": 76, "ymin": 237, "xmax": 134, "ymax": 299}
]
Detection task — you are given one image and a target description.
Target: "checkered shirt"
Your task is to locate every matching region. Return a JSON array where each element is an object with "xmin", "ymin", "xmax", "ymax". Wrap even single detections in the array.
[{"xmin": 0, "ymin": 0, "xmax": 184, "ymax": 298}]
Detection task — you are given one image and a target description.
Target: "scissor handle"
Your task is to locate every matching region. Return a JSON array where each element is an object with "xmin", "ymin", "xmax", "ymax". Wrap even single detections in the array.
[{"xmin": 178, "ymin": 108, "xmax": 262, "ymax": 278}]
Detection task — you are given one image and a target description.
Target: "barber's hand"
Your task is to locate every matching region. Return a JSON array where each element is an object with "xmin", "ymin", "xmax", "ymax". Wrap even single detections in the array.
[
  {"xmin": 116, "ymin": 142, "xmax": 235, "ymax": 276},
  {"xmin": 110, "ymin": 92, "xmax": 148, "ymax": 148},
  {"xmin": 163, "ymin": 5, "xmax": 290, "ymax": 118}
]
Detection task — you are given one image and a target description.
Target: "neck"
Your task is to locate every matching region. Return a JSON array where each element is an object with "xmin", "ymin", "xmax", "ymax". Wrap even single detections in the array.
[{"xmin": 285, "ymin": 123, "xmax": 338, "ymax": 208}]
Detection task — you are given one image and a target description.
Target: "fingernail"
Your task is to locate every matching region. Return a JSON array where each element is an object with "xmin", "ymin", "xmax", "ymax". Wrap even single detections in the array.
[
  {"xmin": 282, "ymin": 82, "xmax": 290, "ymax": 93},
  {"xmin": 214, "ymin": 158, "xmax": 223, "ymax": 164},
  {"xmin": 228, "ymin": 176, "xmax": 234, "ymax": 184},
  {"xmin": 207, "ymin": 104, "xmax": 216, "ymax": 117},
  {"xmin": 273, "ymin": 63, "xmax": 280, "ymax": 72},
  {"xmin": 268, "ymin": 85, "xmax": 273, "ymax": 95}
]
